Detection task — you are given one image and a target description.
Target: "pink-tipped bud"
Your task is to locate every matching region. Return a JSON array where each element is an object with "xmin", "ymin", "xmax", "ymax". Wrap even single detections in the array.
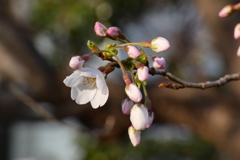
[
  {"xmin": 137, "ymin": 66, "xmax": 149, "ymax": 82},
  {"xmin": 106, "ymin": 27, "xmax": 120, "ymax": 39},
  {"xmin": 218, "ymin": 5, "xmax": 233, "ymax": 17},
  {"xmin": 94, "ymin": 22, "xmax": 107, "ymax": 37},
  {"xmin": 125, "ymin": 45, "xmax": 142, "ymax": 59},
  {"xmin": 122, "ymin": 98, "xmax": 134, "ymax": 115},
  {"xmin": 237, "ymin": 46, "xmax": 240, "ymax": 57},
  {"xmin": 130, "ymin": 104, "xmax": 149, "ymax": 130},
  {"xmin": 147, "ymin": 112, "xmax": 154, "ymax": 128},
  {"xmin": 69, "ymin": 56, "xmax": 85, "ymax": 70},
  {"xmin": 234, "ymin": 23, "xmax": 240, "ymax": 39},
  {"xmin": 151, "ymin": 37, "xmax": 170, "ymax": 53},
  {"xmin": 152, "ymin": 56, "xmax": 166, "ymax": 69},
  {"xmin": 128, "ymin": 126, "xmax": 140, "ymax": 147},
  {"xmin": 233, "ymin": 3, "xmax": 240, "ymax": 10},
  {"xmin": 125, "ymin": 83, "xmax": 142, "ymax": 102}
]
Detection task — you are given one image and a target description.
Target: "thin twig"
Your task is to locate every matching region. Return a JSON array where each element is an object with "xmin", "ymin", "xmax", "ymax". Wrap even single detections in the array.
[
  {"xmin": 149, "ymin": 68, "xmax": 240, "ymax": 90},
  {"xmin": 8, "ymin": 83, "xmax": 56, "ymax": 121},
  {"xmin": 7, "ymin": 83, "xmax": 116, "ymax": 137}
]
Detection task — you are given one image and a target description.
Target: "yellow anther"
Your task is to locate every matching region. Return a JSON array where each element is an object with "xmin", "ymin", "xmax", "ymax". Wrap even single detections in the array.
[{"xmin": 83, "ymin": 77, "xmax": 96, "ymax": 87}]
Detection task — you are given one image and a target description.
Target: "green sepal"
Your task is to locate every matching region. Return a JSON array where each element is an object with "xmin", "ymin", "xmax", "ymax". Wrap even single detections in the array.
[
  {"xmin": 87, "ymin": 40, "xmax": 99, "ymax": 52},
  {"xmin": 135, "ymin": 49, "xmax": 148, "ymax": 65},
  {"xmin": 122, "ymin": 58, "xmax": 135, "ymax": 71}
]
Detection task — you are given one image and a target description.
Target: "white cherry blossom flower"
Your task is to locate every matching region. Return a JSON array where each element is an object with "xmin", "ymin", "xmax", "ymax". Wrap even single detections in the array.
[{"xmin": 63, "ymin": 68, "xmax": 109, "ymax": 109}]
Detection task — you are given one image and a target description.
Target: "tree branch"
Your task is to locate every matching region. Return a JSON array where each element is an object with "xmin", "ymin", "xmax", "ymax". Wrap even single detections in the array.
[{"xmin": 149, "ymin": 68, "xmax": 240, "ymax": 90}]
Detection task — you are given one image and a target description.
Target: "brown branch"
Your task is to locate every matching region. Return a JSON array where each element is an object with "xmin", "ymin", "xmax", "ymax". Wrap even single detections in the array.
[
  {"xmin": 149, "ymin": 68, "xmax": 240, "ymax": 90},
  {"xmin": 7, "ymin": 83, "xmax": 57, "ymax": 121}
]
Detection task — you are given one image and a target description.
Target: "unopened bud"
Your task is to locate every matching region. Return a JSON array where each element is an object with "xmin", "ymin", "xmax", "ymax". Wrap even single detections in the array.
[
  {"xmin": 137, "ymin": 66, "xmax": 149, "ymax": 82},
  {"xmin": 104, "ymin": 66, "xmax": 115, "ymax": 75},
  {"xmin": 130, "ymin": 104, "xmax": 149, "ymax": 130},
  {"xmin": 87, "ymin": 40, "xmax": 99, "ymax": 52},
  {"xmin": 125, "ymin": 83, "xmax": 142, "ymax": 102},
  {"xmin": 125, "ymin": 45, "xmax": 142, "ymax": 59},
  {"xmin": 147, "ymin": 112, "xmax": 154, "ymax": 128},
  {"xmin": 218, "ymin": 5, "xmax": 234, "ymax": 17},
  {"xmin": 107, "ymin": 27, "xmax": 120, "ymax": 39},
  {"xmin": 69, "ymin": 56, "xmax": 85, "ymax": 70},
  {"xmin": 152, "ymin": 56, "xmax": 166, "ymax": 69},
  {"xmin": 94, "ymin": 22, "xmax": 107, "ymax": 37},
  {"xmin": 237, "ymin": 46, "xmax": 240, "ymax": 57},
  {"xmin": 151, "ymin": 37, "xmax": 170, "ymax": 53},
  {"xmin": 234, "ymin": 23, "xmax": 240, "ymax": 39},
  {"xmin": 122, "ymin": 98, "xmax": 134, "ymax": 115},
  {"xmin": 128, "ymin": 126, "xmax": 141, "ymax": 147}
]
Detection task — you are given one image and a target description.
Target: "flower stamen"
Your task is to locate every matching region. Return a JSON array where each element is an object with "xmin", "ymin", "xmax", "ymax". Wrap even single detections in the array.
[{"xmin": 83, "ymin": 77, "xmax": 96, "ymax": 88}]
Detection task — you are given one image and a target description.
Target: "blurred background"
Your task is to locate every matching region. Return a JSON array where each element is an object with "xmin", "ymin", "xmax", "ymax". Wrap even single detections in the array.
[{"xmin": 1, "ymin": 0, "xmax": 240, "ymax": 159}]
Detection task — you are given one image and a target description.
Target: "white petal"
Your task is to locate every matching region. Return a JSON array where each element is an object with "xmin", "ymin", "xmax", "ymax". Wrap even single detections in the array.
[
  {"xmin": 96, "ymin": 72, "xmax": 108, "ymax": 95},
  {"xmin": 63, "ymin": 71, "xmax": 82, "ymax": 87},
  {"xmin": 71, "ymin": 87, "xmax": 78, "ymax": 100},
  {"xmin": 90, "ymin": 87, "xmax": 109, "ymax": 108},
  {"xmin": 100, "ymin": 88, "xmax": 109, "ymax": 106},
  {"xmin": 90, "ymin": 89, "xmax": 102, "ymax": 109},
  {"xmin": 80, "ymin": 68, "xmax": 98, "ymax": 78},
  {"xmin": 75, "ymin": 84, "xmax": 97, "ymax": 105}
]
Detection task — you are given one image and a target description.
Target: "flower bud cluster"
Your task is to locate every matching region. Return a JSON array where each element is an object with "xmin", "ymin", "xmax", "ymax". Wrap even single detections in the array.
[
  {"xmin": 93, "ymin": 21, "xmax": 170, "ymax": 146},
  {"xmin": 65, "ymin": 21, "xmax": 171, "ymax": 147},
  {"xmin": 94, "ymin": 22, "xmax": 127, "ymax": 40}
]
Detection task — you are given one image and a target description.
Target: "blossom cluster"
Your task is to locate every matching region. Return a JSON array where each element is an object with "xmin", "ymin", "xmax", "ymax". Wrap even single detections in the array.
[
  {"xmin": 219, "ymin": 2, "xmax": 240, "ymax": 56},
  {"xmin": 63, "ymin": 22, "xmax": 170, "ymax": 146}
]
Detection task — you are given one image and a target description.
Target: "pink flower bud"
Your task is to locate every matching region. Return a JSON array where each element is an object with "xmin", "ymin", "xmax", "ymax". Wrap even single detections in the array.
[
  {"xmin": 151, "ymin": 37, "xmax": 170, "ymax": 53},
  {"xmin": 106, "ymin": 27, "xmax": 120, "ymax": 39},
  {"xmin": 122, "ymin": 98, "xmax": 134, "ymax": 115},
  {"xmin": 125, "ymin": 83, "xmax": 142, "ymax": 102},
  {"xmin": 218, "ymin": 5, "xmax": 233, "ymax": 17},
  {"xmin": 94, "ymin": 22, "xmax": 107, "ymax": 37},
  {"xmin": 137, "ymin": 66, "xmax": 149, "ymax": 81},
  {"xmin": 130, "ymin": 104, "xmax": 149, "ymax": 130},
  {"xmin": 234, "ymin": 23, "xmax": 240, "ymax": 39},
  {"xmin": 237, "ymin": 46, "xmax": 240, "ymax": 57},
  {"xmin": 147, "ymin": 112, "xmax": 154, "ymax": 128},
  {"xmin": 125, "ymin": 45, "xmax": 142, "ymax": 58},
  {"xmin": 69, "ymin": 56, "xmax": 85, "ymax": 70},
  {"xmin": 128, "ymin": 126, "xmax": 140, "ymax": 147},
  {"xmin": 152, "ymin": 56, "xmax": 166, "ymax": 69}
]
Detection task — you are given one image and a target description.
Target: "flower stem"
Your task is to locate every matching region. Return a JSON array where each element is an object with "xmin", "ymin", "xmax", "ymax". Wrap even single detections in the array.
[
  {"xmin": 125, "ymin": 38, "xmax": 131, "ymax": 43},
  {"xmin": 130, "ymin": 70, "xmax": 135, "ymax": 84},
  {"xmin": 117, "ymin": 42, "xmax": 141, "ymax": 47},
  {"xmin": 145, "ymin": 54, "xmax": 154, "ymax": 58},
  {"xmin": 142, "ymin": 84, "xmax": 152, "ymax": 112},
  {"xmin": 114, "ymin": 55, "xmax": 131, "ymax": 85},
  {"xmin": 88, "ymin": 50, "xmax": 109, "ymax": 56},
  {"xmin": 142, "ymin": 84, "xmax": 148, "ymax": 97},
  {"xmin": 117, "ymin": 38, "xmax": 127, "ymax": 43}
]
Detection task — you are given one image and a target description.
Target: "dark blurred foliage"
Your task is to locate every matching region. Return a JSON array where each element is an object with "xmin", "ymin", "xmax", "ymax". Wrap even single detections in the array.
[
  {"xmin": 29, "ymin": 0, "xmax": 147, "ymax": 67},
  {"xmin": 79, "ymin": 132, "xmax": 216, "ymax": 160}
]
